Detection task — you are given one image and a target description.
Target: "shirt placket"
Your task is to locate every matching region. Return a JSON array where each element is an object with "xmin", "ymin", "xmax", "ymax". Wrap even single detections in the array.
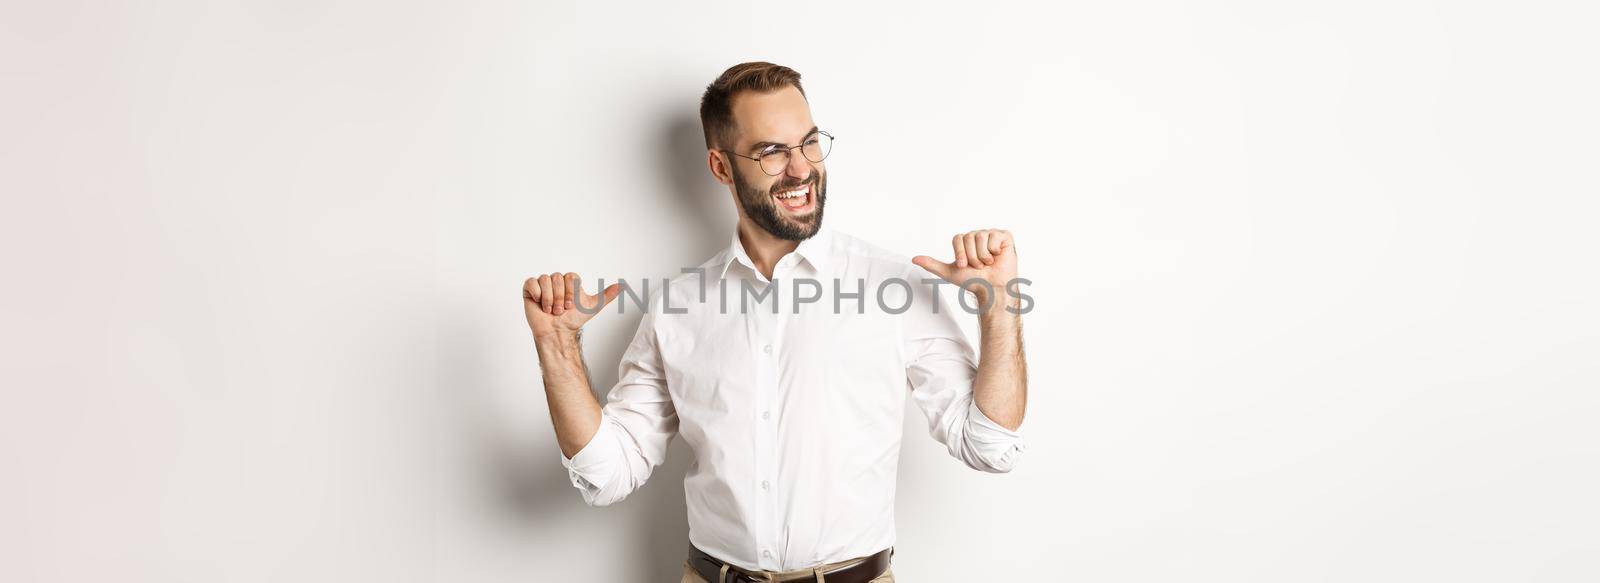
[
  {"xmin": 746, "ymin": 271, "xmax": 775, "ymax": 571},
  {"xmin": 749, "ymin": 261, "xmax": 800, "ymax": 571}
]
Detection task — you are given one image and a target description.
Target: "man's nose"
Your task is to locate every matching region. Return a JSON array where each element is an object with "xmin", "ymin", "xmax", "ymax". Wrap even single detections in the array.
[{"xmin": 783, "ymin": 149, "xmax": 813, "ymax": 181}]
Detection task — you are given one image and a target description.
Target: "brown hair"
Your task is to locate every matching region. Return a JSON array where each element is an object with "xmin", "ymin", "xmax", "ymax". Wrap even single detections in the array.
[{"xmin": 699, "ymin": 61, "xmax": 807, "ymax": 150}]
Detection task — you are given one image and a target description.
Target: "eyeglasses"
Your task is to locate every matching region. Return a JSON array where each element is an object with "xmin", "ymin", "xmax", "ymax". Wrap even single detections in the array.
[{"xmin": 724, "ymin": 130, "xmax": 835, "ymax": 176}]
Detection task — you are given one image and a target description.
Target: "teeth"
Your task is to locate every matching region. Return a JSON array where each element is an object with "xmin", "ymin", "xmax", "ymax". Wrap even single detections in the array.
[{"xmin": 776, "ymin": 186, "xmax": 809, "ymax": 199}]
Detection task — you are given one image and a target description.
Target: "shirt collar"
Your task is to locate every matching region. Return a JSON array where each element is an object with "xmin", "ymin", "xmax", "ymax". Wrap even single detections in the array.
[{"xmin": 718, "ymin": 224, "xmax": 832, "ymax": 280}]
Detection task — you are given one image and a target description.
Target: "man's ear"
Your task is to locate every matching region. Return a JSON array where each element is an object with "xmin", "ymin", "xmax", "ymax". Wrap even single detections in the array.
[{"xmin": 706, "ymin": 149, "xmax": 734, "ymax": 186}]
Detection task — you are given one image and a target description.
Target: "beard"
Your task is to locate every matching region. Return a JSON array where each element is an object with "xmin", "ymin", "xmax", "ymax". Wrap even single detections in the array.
[{"xmin": 730, "ymin": 163, "xmax": 828, "ymax": 242}]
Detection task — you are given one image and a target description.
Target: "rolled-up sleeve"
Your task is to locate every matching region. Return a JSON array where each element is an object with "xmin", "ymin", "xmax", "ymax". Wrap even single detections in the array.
[
  {"xmin": 558, "ymin": 298, "xmax": 678, "ymax": 506},
  {"xmin": 901, "ymin": 267, "xmax": 1027, "ymax": 473}
]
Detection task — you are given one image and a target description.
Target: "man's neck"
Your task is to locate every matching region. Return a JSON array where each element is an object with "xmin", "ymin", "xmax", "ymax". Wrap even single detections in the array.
[{"xmin": 737, "ymin": 221, "xmax": 800, "ymax": 280}]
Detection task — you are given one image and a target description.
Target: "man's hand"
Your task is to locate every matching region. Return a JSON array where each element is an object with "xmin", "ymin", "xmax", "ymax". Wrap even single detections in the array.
[
  {"xmin": 912, "ymin": 228, "xmax": 1019, "ymax": 311},
  {"xmin": 522, "ymin": 272, "xmax": 621, "ymax": 338}
]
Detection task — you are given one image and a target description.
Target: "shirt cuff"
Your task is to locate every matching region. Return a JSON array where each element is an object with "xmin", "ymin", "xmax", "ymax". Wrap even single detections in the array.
[
  {"xmin": 968, "ymin": 399, "xmax": 1024, "ymax": 437},
  {"xmin": 966, "ymin": 399, "xmax": 1027, "ymax": 472},
  {"xmin": 559, "ymin": 418, "xmax": 617, "ymax": 493}
]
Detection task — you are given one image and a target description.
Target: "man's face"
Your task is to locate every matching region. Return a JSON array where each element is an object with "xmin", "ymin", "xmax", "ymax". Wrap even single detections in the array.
[{"xmin": 724, "ymin": 86, "xmax": 827, "ymax": 241}]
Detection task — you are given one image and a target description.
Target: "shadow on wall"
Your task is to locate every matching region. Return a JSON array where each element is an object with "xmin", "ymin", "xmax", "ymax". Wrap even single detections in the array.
[
  {"xmin": 657, "ymin": 108, "xmax": 735, "ymax": 257},
  {"xmin": 449, "ymin": 108, "xmax": 727, "ymax": 581}
]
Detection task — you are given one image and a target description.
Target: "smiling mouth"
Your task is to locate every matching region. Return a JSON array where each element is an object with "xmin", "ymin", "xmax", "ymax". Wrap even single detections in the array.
[{"xmin": 772, "ymin": 182, "xmax": 814, "ymax": 212}]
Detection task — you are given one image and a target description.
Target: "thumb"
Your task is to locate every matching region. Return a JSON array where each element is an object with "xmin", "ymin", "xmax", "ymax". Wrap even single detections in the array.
[
  {"xmin": 913, "ymin": 255, "xmax": 956, "ymax": 280},
  {"xmin": 599, "ymin": 283, "xmax": 622, "ymax": 309},
  {"xmin": 571, "ymin": 276, "xmax": 621, "ymax": 315}
]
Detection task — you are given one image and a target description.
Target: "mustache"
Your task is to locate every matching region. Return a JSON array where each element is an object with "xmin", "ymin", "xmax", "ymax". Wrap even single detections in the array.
[{"xmin": 769, "ymin": 174, "xmax": 819, "ymax": 194}]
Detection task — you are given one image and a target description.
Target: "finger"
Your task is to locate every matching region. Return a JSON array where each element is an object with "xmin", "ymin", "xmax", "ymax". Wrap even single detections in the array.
[
  {"xmin": 524, "ymin": 277, "xmax": 540, "ymax": 302},
  {"xmin": 552, "ymin": 273, "xmax": 566, "ymax": 314},
  {"xmin": 564, "ymin": 272, "xmax": 580, "ymax": 311},
  {"xmin": 976, "ymin": 231, "xmax": 994, "ymax": 265},
  {"xmin": 550, "ymin": 272, "xmax": 566, "ymax": 316},
  {"xmin": 964, "ymin": 233, "xmax": 982, "ymax": 268},
  {"xmin": 537, "ymin": 274, "xmax": 553, "ymax": 313},
  {"xmin": 953, "ymin": 235, "xmax": 967, "ymax": 268},
  {"xmin": 913, "ymin": 255, "xmax": 955, "ymax": 280},
  {"xmin": 599, "ymin": 283, "xmax": 622, "ymax": 310},
  {"xmin": 990, "ymin": 230, "xmax": 1010, "ymax": 255},
  {"xmin": 573, "ymin": 279, "xmax": 621, "ymax": 314}
]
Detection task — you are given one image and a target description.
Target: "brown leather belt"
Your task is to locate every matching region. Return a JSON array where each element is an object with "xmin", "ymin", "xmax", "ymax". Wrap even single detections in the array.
[{"xmin": 688, "ymin": 545, "xmax": 893, "ymax": 583}]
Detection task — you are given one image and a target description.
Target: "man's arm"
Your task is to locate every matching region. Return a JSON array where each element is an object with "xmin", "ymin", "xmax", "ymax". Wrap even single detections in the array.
[
  {"xmin": 974, "ymin": 295, "xmax": 1026, "ymax": 431},
  {"xmin": 534, "ymin": 327, "xmax": 604, "ymax": 458},
  {"xmin": 523, "ymin": 272, "xmax": 679, "ymax": 506},
  {"xmin": 914, "ymin": 228, "xmax": 1028, "ymax": 431},
  {"xmin": 903, "ymin": 228, "xmax": 1029, "ymax": 473},
  {"xmin": 524, "ymin": 272, "xmax": 616, "ymax": 458}
]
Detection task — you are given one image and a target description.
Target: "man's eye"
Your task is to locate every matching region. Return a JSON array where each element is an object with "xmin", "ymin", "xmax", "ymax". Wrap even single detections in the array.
[
  {"xmin": 757, "ymin": 149, "xmax": 782, "ymax": 158},
  {"xmin": 803, "ymin": 137, "xmax": 819, "ymax": 145}
]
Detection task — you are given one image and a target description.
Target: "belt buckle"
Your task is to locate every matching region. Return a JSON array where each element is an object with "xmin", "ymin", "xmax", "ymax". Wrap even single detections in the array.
[{"xmin": 711, "ymin": 561, "xmax": 762, "ymax": 583}]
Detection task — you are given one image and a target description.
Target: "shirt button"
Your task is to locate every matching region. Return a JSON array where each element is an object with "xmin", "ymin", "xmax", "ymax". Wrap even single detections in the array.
[
  {"xmin": 761, "ymin": 480, "xmax": 770, "ymax": 490},
  {"xmin": 763, "ymin": 344, "xmax": 773, "ymax": 354},
  {"xmin": 762, "ymin": 549, "xmax": 772, "ymax": 558},
  {"xmin": 762, "ymin": 410, "xmax": 771, "ymax": 420}
]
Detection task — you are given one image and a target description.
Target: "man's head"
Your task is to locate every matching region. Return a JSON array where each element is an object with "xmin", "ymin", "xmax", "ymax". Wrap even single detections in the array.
[{"xmin": 701, "ymin": 62, "xmax": 829, "ymax": 241}]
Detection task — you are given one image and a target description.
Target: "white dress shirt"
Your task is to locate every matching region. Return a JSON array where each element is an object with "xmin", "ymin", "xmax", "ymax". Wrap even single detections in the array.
[{"xmin": 558, "ymin": 226, "xmax": 1027, "ymax": 572}]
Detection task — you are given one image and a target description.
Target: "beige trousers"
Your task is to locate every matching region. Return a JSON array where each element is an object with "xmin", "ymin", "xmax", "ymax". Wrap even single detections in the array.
[{"xmin": 679, "ymin": 553, "xmax": 896, "ymax": 582}]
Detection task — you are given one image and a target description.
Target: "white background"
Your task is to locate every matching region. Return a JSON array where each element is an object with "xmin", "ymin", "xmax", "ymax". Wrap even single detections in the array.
[{"xmin": 3, "ymin": 1, "xmax": 1597, "ymax": 581}]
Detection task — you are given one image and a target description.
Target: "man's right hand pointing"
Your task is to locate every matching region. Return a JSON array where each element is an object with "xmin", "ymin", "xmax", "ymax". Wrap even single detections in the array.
[{"xmin": 522, "ymin": 272, "xmax": 621, "ymax": 338}]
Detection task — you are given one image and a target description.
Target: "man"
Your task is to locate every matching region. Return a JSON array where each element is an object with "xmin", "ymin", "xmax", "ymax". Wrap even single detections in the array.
[{"xmin": 521, "ymin": 62, "xmax": 1029, "ymax": 582}]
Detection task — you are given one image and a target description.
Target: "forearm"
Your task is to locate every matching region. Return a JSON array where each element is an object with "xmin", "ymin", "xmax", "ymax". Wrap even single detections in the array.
[
  {"xmin": 534, "ymin": 329, "xmax": 603, "ymax": 458},
  {"xmin": 973, "ymin": 294, "xmax": 1027, "ymax": 431}
]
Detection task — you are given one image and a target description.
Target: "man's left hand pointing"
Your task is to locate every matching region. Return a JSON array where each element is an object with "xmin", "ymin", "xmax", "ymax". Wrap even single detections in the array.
[{"xmin": 913, "ymin": 228, "xmax": 1020, "ymax": 312}]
